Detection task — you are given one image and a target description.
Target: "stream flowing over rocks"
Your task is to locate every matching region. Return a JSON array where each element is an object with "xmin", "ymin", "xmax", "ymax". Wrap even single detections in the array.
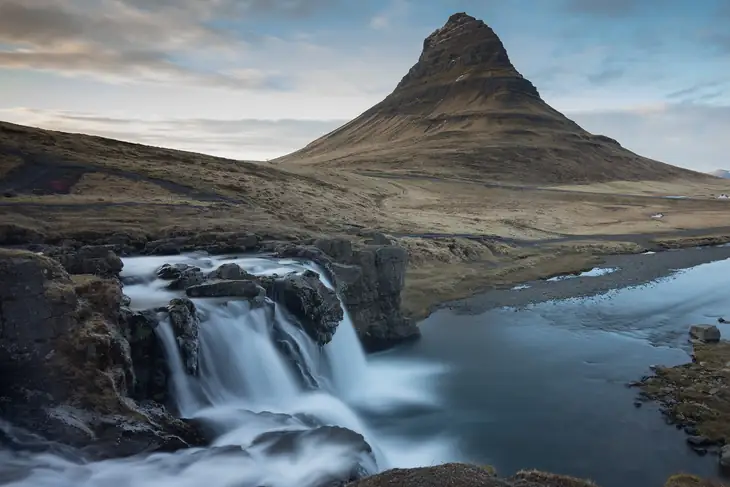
[{"xmin": 0, "ymin": 239, "xmax": 440, "ymax": 487}]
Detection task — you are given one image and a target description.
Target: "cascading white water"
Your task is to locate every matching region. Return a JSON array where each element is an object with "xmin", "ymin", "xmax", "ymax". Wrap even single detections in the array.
[{"xmin": 0, "ymin": 254, "xmax": 456, "ymax": 487}]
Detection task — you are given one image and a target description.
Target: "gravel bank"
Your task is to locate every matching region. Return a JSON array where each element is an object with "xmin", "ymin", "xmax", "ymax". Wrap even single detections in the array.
[{"xmin": 446, "ymin": 244, "xmax": 730, "ymax": 315}]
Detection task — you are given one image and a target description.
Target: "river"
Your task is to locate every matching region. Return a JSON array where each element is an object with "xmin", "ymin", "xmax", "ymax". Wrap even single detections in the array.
[{"xmin": 1, "ymin": 249, "xmax": 729, "ymax": 487}]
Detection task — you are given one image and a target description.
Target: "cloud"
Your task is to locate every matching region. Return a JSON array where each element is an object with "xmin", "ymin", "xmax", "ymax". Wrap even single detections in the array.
[
  {"xmin": 666, "ymin": 80, "xmax": 729, "ymax": 103},
  {"xmin": 0, "ymin": 0, "xmax": 285, "ymax": 89},
  {"xmin": 369, "ymin": 0, "xmax": 410, "ymax": 30},
  {"xmin": 0, "ymin": 107, "xmax": 346, "ymax": 160},
  {"xmin": 567, "ymin": 103, "xmax": 730, "ymax": 171}
]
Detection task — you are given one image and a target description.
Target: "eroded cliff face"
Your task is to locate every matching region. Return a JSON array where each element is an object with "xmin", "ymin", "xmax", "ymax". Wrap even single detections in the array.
[
  {"xmin": 0, "ymin": 249, "xmax": 204, "ymax": 459},
  {"xmin": 276, "ymin": 237, "xmax": 420, "ymax": 352}
]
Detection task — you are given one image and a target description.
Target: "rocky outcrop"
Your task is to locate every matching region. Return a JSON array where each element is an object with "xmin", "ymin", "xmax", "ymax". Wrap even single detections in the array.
[
  {"xmin": 0, "ymin": 248, "xmax": 204, "ymax": 459},
  {"xmin": 167, "ymin": 298, "xmax": 200, "ymax": 376},
  {"xmin": 209, "ymin": 262, "xmax": 254, "ymax": 280},
  {"xmin": 120, "ymin": 307, "xmax": 168, "ymax": 403},
  {"xmin": 270, "ymin": 270, "xmax": 343, "ymax": 346},
  {"xmin": 186, "ymin": 279, "xmax": 264, "ymax": 301},
  {"xmin": 157, "ymin": 263, "xmax": 206, "ymax": 290},
  {"xmin": 632, "ymin": 339, "xmax": 730, "ymax": 462},
  {"xmin": 276, "ymin": 238, "xmax": 419, "ymax": 351},
  {"xmin": 47, "ymin": 245, "xmax": 123, "ymax": 277}
]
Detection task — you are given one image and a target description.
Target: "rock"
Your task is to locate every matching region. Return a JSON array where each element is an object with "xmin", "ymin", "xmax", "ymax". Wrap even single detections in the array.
[
  {"xmin": 721, "ymin": 444, "xmax": 730, "ymax": 468},
  {"xmin": 120, "ymin": 308, "xmax": 169, "ymax": 403},
  {"xmin": 689, "ymin": 325, "xmax": 721, "ymax": 343},
  {"xmin": 271, "ymin": 270, "xmax": 343, "ymax": 346},
  {"xmin": 48, "ymin": 245, "xmax": 123, "ymax": 277},
  {"xmin": 186, "ymin": 279, "xmax": 263, "ymax": 301},
  {"xmin": 167, "ymin": 298, "xmax": 200, "ymax": 376},
  {"xmin": 0, "ymin": 249, "xmax": 202, "ymax": 458},
  {"xmin": 276, "ymin": 239, "xmax": 419, "ymax": 351},
  {"xmin": 337, "ymin": 245, "xmax": 419, "ymax": 351},
  {"xmin": 687, "ymin": 435, "xmax": 714, "ymax": 447},
  {"xmin": 0, "ymin": 249, "xmax": 79, "ymax": 403},
  {"xmin": 250, "ymin": 426, "xmax": 375, "ymax": 485},
  {"xmin": 157, "ymin": 263, "xmax": 206, "ymax": 290},
  {"xmin": 208, "ymin": 263, "xmax": 252, "ymax": 281},
  {"xmin": 349, "ymin": 464, "xmax": 511, "ymax": 487}
]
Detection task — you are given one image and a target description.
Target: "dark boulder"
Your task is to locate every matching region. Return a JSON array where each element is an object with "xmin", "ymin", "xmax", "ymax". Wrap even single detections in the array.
[
  {"xmin": 167, "ymin": 298, "xmax": 200, "ymax": 376},
  {"xmin": 48, "ymin": 245, "xmax": 123, "ymax": 277},
  {"xmin": 186, "ymin": 279, "xmax": 264, "ymax": 302},
  {"xmin": 120, "ymin": 308, "xmax": 169, "ymax": 403},
  {"xmin": 157, "ymin": 263, "xmax": 206, "ymax": 290},
  {"xmin": 208, "ymin": 263, "xmax": 253, "ymax": 281},
  {"xmin": 689, "ymin": 325, "xmax": 721, "ymax": 343},
  {"xmin": 271, "ymin": 270, "xmax": 343, "ymax": 346}
]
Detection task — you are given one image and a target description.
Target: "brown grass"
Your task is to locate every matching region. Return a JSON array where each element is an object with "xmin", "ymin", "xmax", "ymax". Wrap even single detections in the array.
[{"xmin": 4, "ymin": 120, "xmax": 730, "ymax": 318}]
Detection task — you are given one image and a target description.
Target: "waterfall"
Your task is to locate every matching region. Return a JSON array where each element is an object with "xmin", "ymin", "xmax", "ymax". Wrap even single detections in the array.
[{"xmin": 0, "ymin": 254, "xmax": 453, "ymax": 487}]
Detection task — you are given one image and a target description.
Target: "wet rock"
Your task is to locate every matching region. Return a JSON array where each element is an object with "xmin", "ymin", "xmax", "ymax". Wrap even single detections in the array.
[
  {"xmin": 48, "ymin": 245, "xmax": 123, "ymax": 277},
  {"xmin": 208, "ymin": 263, "xmax": 253, "ymax": 281},
  {"xmin": 271, "ymin": 270, "xmax": 343, "ymax": 346},
  {"xmin": 338, "ymin": 245, "xmax": 420, "ymax": 352},
  {"xmin": 120, "ymin": 308, "xmax": 169, "ymax": 403},
  {"xmin": 276, "ymin": 238, "xmax": 420, "ymax": 352},
  {"xmin": 250, "ymin": 426, "xmax": 375, "ymax": 485},
  {"xmin": 687, "ymin": 435, "xmax": 714, "ymax": 447},
  {"xmin": 721, "ymin": 444, "xmax": 730, "ymax": 468},
  {"xmin": 157, "ymin": 263, "xmax": 206, "ymax": 290},
  {"xmin": 689, "ymin": 325, "xmax": 721, "ymax": 343},
  {"xmin": 186, "ymin": 279, "xmax": 263, "ymax": 301},
  {"xmin": 167, "ymin": 298, "xmax": 200, "ymax": 376}
]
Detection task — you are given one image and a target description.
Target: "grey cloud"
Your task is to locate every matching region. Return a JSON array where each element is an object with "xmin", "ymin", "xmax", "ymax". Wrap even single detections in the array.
[
  {"xmin": 0, "ymin": 49, "xmax": 273, "ymax": 89},
  {"xmin": 586, "ymin": 67, "xmax": 625, "ymax": 85},
  {"xmin": 666, "ymin": 80, "xmax": 728, "ymax": 103},
  {"xmin": 0, "ymin": 0, "xmax": 285, "ymax": 89},
  {"xmin": 1, "ymin": 108, "xmax": 346, "ymax": 160}
]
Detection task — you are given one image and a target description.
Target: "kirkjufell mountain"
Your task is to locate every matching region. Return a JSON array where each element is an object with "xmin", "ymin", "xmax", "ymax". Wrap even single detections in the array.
[{"xmin": 276, "ymin": 13, "xmax": 707, "ymax": 184}]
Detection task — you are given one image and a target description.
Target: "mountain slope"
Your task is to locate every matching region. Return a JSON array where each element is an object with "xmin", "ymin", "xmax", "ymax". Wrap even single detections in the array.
[{"xmin": 276, "ymin": 13, "xmax": 707, "ymax": 184}]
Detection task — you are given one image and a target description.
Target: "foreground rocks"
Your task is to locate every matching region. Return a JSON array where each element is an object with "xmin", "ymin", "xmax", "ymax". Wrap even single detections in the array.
[
  {"xmin": 0, "ymin": 248, "xmax": 204, "ymax": 459},
  {"xmin": 348, "ymin": 464, "xmax": 722, "ymax": 487},
  {"xmin": 632, "ymin": 332, "xmax": 730, "ymax": 459}
]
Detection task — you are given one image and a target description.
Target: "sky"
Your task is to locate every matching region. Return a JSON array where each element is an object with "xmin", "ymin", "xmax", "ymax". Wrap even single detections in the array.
[{"xmin": 0, "ymin": 0, "xmax": 728, "ymax": 171}]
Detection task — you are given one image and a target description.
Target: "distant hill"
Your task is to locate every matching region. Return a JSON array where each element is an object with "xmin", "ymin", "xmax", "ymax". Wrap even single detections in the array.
[
  {"xmin": 276, "ymin": 13, "xmax": 710, "ymax": 184},
  {"xmin": 709, "ymin": 169, "xmax": 730, "ymax": 179}
]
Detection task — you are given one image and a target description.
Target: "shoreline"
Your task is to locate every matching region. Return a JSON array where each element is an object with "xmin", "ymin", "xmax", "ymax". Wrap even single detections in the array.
[
  {"xmin": 441, "ymin": 243, "xmax": 730, "ymax": 318},
  {"xmin": 401, "ymin": 231, "xmax": 730, "ymax": 323}
]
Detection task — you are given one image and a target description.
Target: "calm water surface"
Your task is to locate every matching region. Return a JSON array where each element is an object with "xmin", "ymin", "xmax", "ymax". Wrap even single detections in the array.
[{"xmin": 377, "ymin": 256, "xmax": 730, "ymax": 487}]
